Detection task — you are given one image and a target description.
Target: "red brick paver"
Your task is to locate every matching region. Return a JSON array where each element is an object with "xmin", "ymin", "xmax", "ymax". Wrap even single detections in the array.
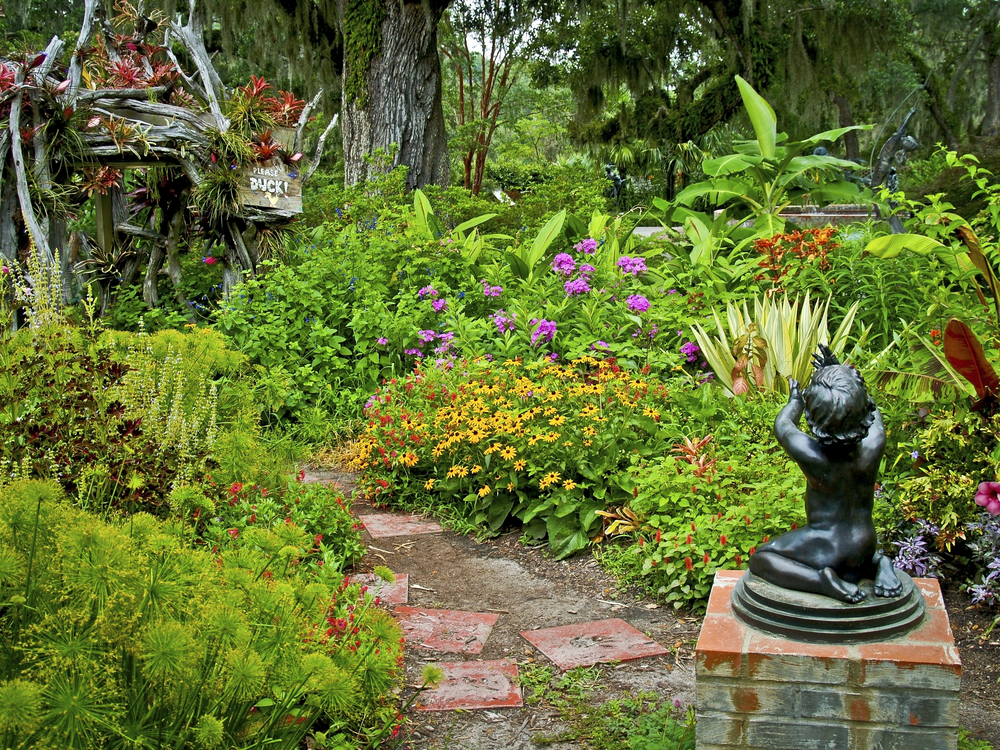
[
  {"xmin": 359, "ymin": 514, "xmax": 443, "ymax": 538},
  {"xmin": 416, "ymin": 660, "xmax": 523, "ymax": 711},
  {"xmin": 395, "ymin": 607, "xmax": 499, "ymax": 654},
  {"xmin": 521, "ymin": 618, "xmax": 668, "ymax": 671}
]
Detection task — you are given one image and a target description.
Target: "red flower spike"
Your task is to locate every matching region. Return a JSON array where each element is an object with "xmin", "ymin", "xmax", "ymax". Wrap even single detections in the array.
[
  {"xmin": 703, "ymin": 552, "xmax": 710, "ymax": 564},
  {"xmin": 720, "ymin": 534, "xmax": 727, "ymax": 546},
  {"xmin": 684, "ymin": 557, "xmax": 693, "ymax": 571}
]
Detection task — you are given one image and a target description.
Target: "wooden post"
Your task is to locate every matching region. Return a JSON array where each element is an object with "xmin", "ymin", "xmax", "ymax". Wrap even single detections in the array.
[{"xmin": 94, "ymin": 191, "xmax": 114, "ymax": 254}]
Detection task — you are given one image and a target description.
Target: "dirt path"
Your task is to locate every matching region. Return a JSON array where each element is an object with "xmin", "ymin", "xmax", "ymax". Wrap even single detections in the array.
[{"xmin": 303, "ymin": 469, "xmax": 1000, "ymax": 748}]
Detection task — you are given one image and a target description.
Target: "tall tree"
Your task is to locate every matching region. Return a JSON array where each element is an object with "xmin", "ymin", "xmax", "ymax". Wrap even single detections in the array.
[
  {"xmin": 154, "ymin": 0, "xmax": 453, "ymax": 187},
  {"xmin": 538, "ymin": 1, "xmax": 911, "ymax": 158},
  {"xmin": 338, "ymin": 0, "xmax": 450, "ymax": 188},
  {"xmin": 440, "ymin": 0, "xmax": 554, "ymax": 194}
]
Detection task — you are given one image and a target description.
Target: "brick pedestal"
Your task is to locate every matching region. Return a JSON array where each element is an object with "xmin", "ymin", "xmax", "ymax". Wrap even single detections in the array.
[{"xmin": 696, "ymin": 570, "xmax": 961, "ymax": 750}]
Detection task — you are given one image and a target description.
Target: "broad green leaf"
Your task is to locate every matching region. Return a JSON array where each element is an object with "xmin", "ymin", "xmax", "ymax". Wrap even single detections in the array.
[
  {"xmin": 797, "ymin": 124, "xmax": 872, "ymax": 149},
  {"xmin": 814, "ymin": 180, "xmax": 864, "ymax": 204},
  {"xmin": 505, "ymin": 251, "xmax": 529, "ymax": 280},
  {"xmin": 527, "ymin": 209, "xmax": 566, "ymax": 273},
  {"xmin": 413, "ymin": 189, "xmax": 434, "ymax": 237},
  {"xmin": 453, "ymin": 213, "xmax": 497, "ymax": 236},
  {"xmin": 701, "ymin": 153, "xmax": 760, "ymax": 177},
  {"xmin": 864, "ymin": 234, "xmax": 950, "ymax": 261},
  {"xmin": 676, "ymin": 180, "xmax": 762, "ymax": 209},
  {"xmin": 736, "ymin": 75, "xmax": 776, "ymax": 158}
]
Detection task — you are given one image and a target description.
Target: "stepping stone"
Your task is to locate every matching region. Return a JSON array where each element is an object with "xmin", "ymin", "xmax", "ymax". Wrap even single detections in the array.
[
  {"xmin": 521, "ymin": 618, "xmax": 669, "ymax": 671},
  {"xmin": 359, "ymin": 513, "xmax": 443, "ymax": 538},
  {"xmin": 394, "ymin": 606, "xmax": 499, "ymax": 654},
  {"xmin": 349, "ymin": 572, "xmax": 409, "ymax": 605},
  {"xmin": 417, "ymin": 660, "xmax": 523, "ymax": 711}
]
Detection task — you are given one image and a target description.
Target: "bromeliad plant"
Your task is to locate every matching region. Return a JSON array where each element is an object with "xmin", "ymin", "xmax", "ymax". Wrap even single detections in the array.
[
  {"xmin": 690, "ymin": 292, "xmax": 861, "ymax": 396},
  {"xmin": 349, "ymin": 356, "xmax": 679, "ymax": 558}
]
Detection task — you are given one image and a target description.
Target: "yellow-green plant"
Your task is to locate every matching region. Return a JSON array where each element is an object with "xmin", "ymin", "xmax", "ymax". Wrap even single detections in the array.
[
  {"xmin": 0, "ymin": 479, "xmax": 403, "ymax": 749},
  {"xmin": 691, "ymin": 292, "xmax": 862, "ymax": 396}
]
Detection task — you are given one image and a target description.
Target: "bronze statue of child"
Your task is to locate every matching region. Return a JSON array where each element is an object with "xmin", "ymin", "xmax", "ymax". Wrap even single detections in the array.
[{"xmin": 748, "ymin": 345, "xmax": 902, "ymax": 603}]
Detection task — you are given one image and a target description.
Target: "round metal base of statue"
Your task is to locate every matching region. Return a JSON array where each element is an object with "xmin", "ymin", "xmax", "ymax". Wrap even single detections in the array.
[{"xmin": 731, "ymin": 570, "xmax": 926, "ymax": 643}]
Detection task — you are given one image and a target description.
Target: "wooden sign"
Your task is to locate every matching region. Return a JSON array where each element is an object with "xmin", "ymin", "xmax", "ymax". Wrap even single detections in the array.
[{"xmin": 238, "ymin": 160, "xmax": 303, "ymax": 213}]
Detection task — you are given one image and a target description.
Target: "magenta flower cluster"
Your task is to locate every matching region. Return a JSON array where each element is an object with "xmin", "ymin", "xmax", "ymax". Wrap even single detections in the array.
[
  {"xmin": 481, "ymin": 279, "xmax": 503, "ymax": 297},
  {"xmin": 574, "ymin": 238, "xmax": 598, "ymax": 254},
  {"xmin": 530, "ymin": 318, "xmax": 557, "ymax": 347},
  {"xmin": 492, "ymin": 309, "xmax": 516, "ymax": 334},
  {"xmin": 627, "ymin": 294, "xmax": 650, "ymax": 313},
  {"xmin": 432, "ymin": 298, "xmax": 448, "ymax": 313},
  {"xmin": 564, "ymin": 278, "xmax": 591, "ymax": 296},
  {"xmin": 552, "ymin": 253, "xmax": 576, "ymax": 276},
  {"xmin": 680, "ymin": 341, "xmax": 700, "ymax": 363},
  {"xmin": 617, "ymin": 256, "xmax": 647, "ymax": 276},
  {"xmin": 418, "ymin": 285, "xmax": 439, "ymax": 298}
]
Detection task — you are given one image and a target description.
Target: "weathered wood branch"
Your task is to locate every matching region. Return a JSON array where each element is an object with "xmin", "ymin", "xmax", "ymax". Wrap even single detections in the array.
[
  {"xmin": 67, "ymin": 0, "xmax": 101, "ymax": 102},
  {"xmin": 304, "ymin": 114, "xmax": 338, "ymax": 185},
  {"xmin": 294, "ymin": 89, "xmax": 323, "ymax": 153},
  {"xmin": 168, "ymin": 0, "xmax": 229, "ymax": 131},
  {"xmin": 118, "ymin": 223, "xmax": 167, "ymax": 242},
  {"xmin": 8, "ymin": 69, "xmax": 54, "ymax": 265},
  {"xmin": 78, "ymin": 86, "xmax": 170, "ymax": 102}
]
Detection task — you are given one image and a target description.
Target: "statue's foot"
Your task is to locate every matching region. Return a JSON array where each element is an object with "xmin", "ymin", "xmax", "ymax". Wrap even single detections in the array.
[
  {"xmin": 873, "ymin": 555, "xmax": 902, "ymax": 598},
  {"xmin": 820, "ymin": 567, "xmax": 866, "ymax": 604}
]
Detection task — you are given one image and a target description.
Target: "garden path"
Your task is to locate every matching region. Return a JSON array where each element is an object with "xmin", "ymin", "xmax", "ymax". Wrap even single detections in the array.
[{"xmin": 302, "ymin": 469, "xmax": 1000, "ymax": 748}]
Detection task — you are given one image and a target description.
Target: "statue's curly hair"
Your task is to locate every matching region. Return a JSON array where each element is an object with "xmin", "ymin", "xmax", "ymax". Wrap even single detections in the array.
[{"xmin": 803, "ymin": 365, "xmax": 876, "ymax": 445}]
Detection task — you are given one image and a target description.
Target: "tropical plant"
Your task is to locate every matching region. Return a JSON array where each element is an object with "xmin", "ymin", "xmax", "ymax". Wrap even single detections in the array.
[{"xmin": 690, "ymin": 293, "xmax": 861, "ymax": 396}]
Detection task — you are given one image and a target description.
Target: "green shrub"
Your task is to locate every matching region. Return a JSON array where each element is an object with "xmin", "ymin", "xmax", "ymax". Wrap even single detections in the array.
[
  {"xmin": 0, "ymin": 479, "xmax": 402, "ymax": 749},
  {"xmin": 201, "ymin": 478, "xmax": 367, "ymax": 579}
]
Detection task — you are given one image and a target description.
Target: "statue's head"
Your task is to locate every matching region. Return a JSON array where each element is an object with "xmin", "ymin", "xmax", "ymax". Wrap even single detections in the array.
[{"xmin": 803, "ymin": 365, "xmax": 876, "ymax": 445}]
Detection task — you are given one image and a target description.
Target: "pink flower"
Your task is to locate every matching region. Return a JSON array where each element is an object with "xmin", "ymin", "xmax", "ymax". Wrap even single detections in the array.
[
  {"xmin": 203, "ymin": 256, "xmax": 217, "ymax": 265},
  {"xmin": 975, "ymin": 481, "xmax": 1000, "ymax": 515}
]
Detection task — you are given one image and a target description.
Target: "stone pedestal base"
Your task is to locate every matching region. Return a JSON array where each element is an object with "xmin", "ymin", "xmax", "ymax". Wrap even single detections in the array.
[{"xmin": 696, "ymin": 570, "xmax": 961, "ymax": 750}]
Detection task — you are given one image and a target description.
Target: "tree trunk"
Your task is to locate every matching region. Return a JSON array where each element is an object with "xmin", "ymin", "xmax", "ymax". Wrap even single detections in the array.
[
  {"xmin": 982, "ymin": 25, "xmax": 1000, "ymax": 137},
  {"xmin": 339, "ymin": 0, "xmax": 450, "ymax": 189},
  {"xmin": 831, "ymin": 92, "xmax": 860, "ymax": 161}
]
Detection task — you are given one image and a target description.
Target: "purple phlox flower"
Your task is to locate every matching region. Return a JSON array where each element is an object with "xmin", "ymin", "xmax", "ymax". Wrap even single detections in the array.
[
  {"xmin": 364, "ymin": 396, "xmax": 376, "ymax": 410},
  {"xmin": 0, "ymin": 265, "xmax": 9, "ymax": 275},
  {"xmin": 376, "ymin": 337, "xmax": 389, "ymax": 346},
  {"xmin": 417, "ymin": 329, "xmax": 437, "ymax": 345},
  {"xmin": 564, "ymin": 278, "xmax": 591, "ymax": 296},
  {"xmin": 680, "ymin": 341, "xmax": 700, "ymax": 363},
  {"xmin": 432, "ymin": 298, "xmax": 448, "ymax": 313},
  {"xmin": 481, "ymin": 279, "xmax": 504, "ymax": 297},
  {"xmin": 551, "ymin": 253, "xmax": 576, "ymax": 276},
  {"xmin": 574, "ymin": 238, "xmax": 598, "ymax": 254},
  {"xmin": 668, "ymin": 288, "xmax": 677, "ymax": 295},
  {"xmin": 404, "ymin": 348, "xmax": 423, "ymax": 357},
  {"xmin": 492, "ymin": 310, "xmax": 516, "ymax": 334},
  {"xmin": 626, "ymin": 294, "xmax": 650, "ymax": 313},
  {"xmin": 617, "ymin": 256, "xmax": 647, "ymax": 276},
  {"xmin": 975, "ymin": 481, "xmax": 1000, "ymax": 515},
  {"xmin": 530, "ymin": 319, "xmax": 557, "ymax": 347},
  {"xmin": 579, "ymin": 263, "xmax": 596, "ymax": 277},
  {"xmin": 485, "ymin": 353, "xmax": 494, "ymax": 361},
  {"xmin": 418, "ymin": 285, "xmax": 439, "ymax": 298},
  {"xmin": 648, "ymin": 324, "xmax": 659, "ymax": 340},
  {"xmin": 592, "ymin": 341, "xmax": 610, "ymax": 350},
  {"xmin": 548, "ymin": 352, "xmax": 559, "ymax": 361}
]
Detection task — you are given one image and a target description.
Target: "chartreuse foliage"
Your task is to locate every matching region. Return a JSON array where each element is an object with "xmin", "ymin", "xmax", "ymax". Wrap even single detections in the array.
[
  {"xmin": 0, "ymin": 480, "xmax": 403, "ymax": 749},
  {"xmin": 349, "ymin": 356, "xmax": 679, "ymax": 559}
]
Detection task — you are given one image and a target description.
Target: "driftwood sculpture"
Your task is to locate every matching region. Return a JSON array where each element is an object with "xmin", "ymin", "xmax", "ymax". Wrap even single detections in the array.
[{"xmin": 0, "ymin": 0, "xmax": 337, "ymax": 315}]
